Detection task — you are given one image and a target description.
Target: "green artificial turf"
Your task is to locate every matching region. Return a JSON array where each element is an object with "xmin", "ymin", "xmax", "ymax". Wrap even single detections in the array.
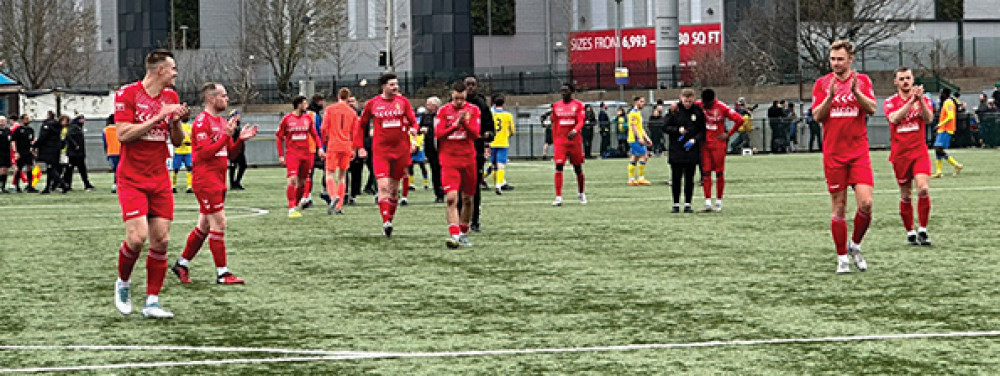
[{"xmin": 1, "ymin": 149, "xmax": 999, "ymax": 374}]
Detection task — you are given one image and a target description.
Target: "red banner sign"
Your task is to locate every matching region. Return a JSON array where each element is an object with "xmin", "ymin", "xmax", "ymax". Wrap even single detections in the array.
[
  {"xmin": 569, "ymin": 28, "xmax": 657, "ymax": 64},
  {"xmin": 568, "ymin": 28, "xmax": 656, "ymax": 89},
  {"xmin": 678, "ymin": 23, "xmax": 723, "ymax": 66}
]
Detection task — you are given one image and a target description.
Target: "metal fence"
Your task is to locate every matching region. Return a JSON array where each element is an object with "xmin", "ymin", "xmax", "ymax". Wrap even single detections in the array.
[{"xmin": 40, "ymin": 105, "xmax": 999, "ymax": 178}]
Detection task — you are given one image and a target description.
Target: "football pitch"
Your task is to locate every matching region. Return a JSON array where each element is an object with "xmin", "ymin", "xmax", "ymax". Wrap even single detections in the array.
[{"xmin": 2, "ymin": 149, "xmax": 999, "ymax": 374}]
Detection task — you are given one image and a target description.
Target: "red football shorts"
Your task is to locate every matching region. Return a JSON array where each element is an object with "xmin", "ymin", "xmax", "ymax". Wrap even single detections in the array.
[
  {"xmin": 194, "ymin": 188, "xmax": 226, "ymax": 214},
  {"xmin": 373, "ymin": 154, "xmax": 410, "ymax": 180},
  {"xmin": 441, "ymin": 164, "xmax": 478, "ymax": 196},
  {"xmin": 824, "ymin": 153, "xmax": 875, "ymax": 193},
  {"xmin": 118, "ymin": 178, "xmax": 174, "ymax": 222},
  {"xmin": 701, "ymin": 147, "xmax": 727, "ymax": 172},
  {"xmin": 284, "ymin": 153, "xmax": 314, "ymax": 178},
  {"xmin": 325, "ymin": 151, "xmax": 352, "ymax": 171},
  {"xmin": 892, "ymin": 153, "xmax": 931, "ymax": 185},
  {"xmin": 553, "ymin": 140, "xmax": 584, "ymax": 166}
]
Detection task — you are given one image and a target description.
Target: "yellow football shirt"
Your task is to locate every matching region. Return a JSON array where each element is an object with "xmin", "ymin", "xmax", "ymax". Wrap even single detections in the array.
[
  {"xmin": 627, "ymin": 109, "xmax": 645, "ymax": 143},
  {"xmin": 490, "ymin": 108, "xmax": 515, "ymax": 148},
  {"xmin": 174, "ymin": 122, "xmax": 193, "ymax": 154}
]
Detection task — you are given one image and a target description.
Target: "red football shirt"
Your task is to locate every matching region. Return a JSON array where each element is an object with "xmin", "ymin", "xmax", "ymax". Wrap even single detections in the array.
[
  {"xmin": 275, "ymin": 112, "xmax": 317, "ymax": 157},
  {"xmin": 812, "ymin": 72, "xmax": 875, "ymax": 160},
  {"xmin": 113, "ymin": 81, "xmax": 180, "ymax": 183},
  {"xmin": 434, "ymin": 102, "xmax": 481, "ymax": 166},
  {"xmin": 884, "ymin": 93, "xmax": 932, "ymax": 163},
  {"xmin": 550, "ymin": 99, "xmax": 585, "ymax": 144},
  {"xmin": 696, "ymin": 99, "xmax": 744, "ymax": 150},
  {"xmin": 191, "ymin": 111, "xmax": 239, "ymax": 190},
  {"xmin": 355, "ymin": 94, "xmax": 418, "ymax": 158}
]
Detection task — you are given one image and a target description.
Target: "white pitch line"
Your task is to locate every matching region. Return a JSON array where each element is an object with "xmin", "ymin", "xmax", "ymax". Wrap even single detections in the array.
[{"xmin": 4, "ymin": 330, "xmax": 1000, "ymax": 373}]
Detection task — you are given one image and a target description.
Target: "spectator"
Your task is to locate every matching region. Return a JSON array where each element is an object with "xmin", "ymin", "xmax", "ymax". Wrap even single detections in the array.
[
  {"xmin": 598, "ymin": 102, "xmax": 611, "ymax": 158},
  {"xmin": 615, "ymin": 107, "xmax": 628, "ymax": 157},
  {"xmin": 421, "ymin": 96, "xmax": 445, "ymax": 203},
  {"xmin": 730, "ymin": 98, "xmax": 753, "ymax": 153},
  {"xmin": 34, "ymin": 111, "xmax": 66, "ymax": 194},
  {"xmin": 103, "ymin": 114, "xmax": 120, "ymax": 193},
  {"xmin": 807, "ymin": 108, "xmax": 822, "ymax": 152},
  {"xmin": 768, "ymin": 101, "xmax": 788, "ymax": 153},
  {"xmin": 583, "ymin": 104, "xmax": 596, "ymax": 158},
  {"xmin": 540, "ymin": 111, "xmax": 553, "ymax": 160},
  {"xmin": 785, "ymin": 101, "xmax": 800, "ymax": 151},
  {"xmin": 62, "ymin": 114, "xmax": 95, "ymax": 191},
  {"xmin": 0, "ymin": 116, "xmax": 10, "ymax": 193},
  {"xmin": 228, "ymin": 110, "xmax": 248, "ymax": 190},
  {"xmin": 647, "ymin": 105, "xmax": 665, "ymax": 155}
]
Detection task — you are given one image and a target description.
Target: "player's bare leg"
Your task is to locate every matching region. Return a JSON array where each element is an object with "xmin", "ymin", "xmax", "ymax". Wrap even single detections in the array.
[{"xmin": 141, "ymin": 217, "xmax": 174, "ymax": 318}]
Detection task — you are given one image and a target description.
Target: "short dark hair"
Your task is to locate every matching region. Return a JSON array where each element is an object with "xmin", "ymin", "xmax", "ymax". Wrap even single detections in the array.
[
  {"xmin": 701, "ymin": 88, "xmax": 716, "ymax": 104},
  {"xmin": 106, "ymin": 114, "xmax": 115, "ymax": 125},
  {"xmin": 493, "ymin": 95, "xmax": 505, "ymax": 107},
  {"xmin": 562, "ymin": 83, "xmax": 575, "ymax": 92},
  {"xmin": 452, "ymin": 81, "xmax": 467, "ymax": 93},
  {"xmin": 311, "ymin": 93, "xmax": 325, "ymax": 103},
  {"xmin": 200, "ymin": 82, "xmax": 221, "ymax": 103},
  {"xmin": 145, "ymin": 49, "xmax": 174, "ymax": 71},
  {"xmin": 378, "ymin": 73, "xmax": 397, "ymax": 87},
  {"xmin": 633, "ymin": 96, "xmax": 642, "ymax": 103},
  {"xmin": 292, "ymin": 95, "xmax": 308, "ymax": 108},
  {"xmin": 894, "ymin": 66, "xmax": 911, "ymax": 77}
]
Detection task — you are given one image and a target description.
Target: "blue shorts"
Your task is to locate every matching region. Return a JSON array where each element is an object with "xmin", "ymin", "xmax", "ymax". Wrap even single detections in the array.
[
  {"xmin": 412, "ymin": 150, "xmax": 427, "ymax": 163},
  {"xmin": 629, "ymin": 142, "xmax": 648, "ymax": 157},
  {"xmin": 172, "ymin": 153, "xmax": 192, "ymax": 169},
  {"xmin": 933, "ymin": 132, "xmax": 952, "ymax": 149},
  {"xmin": 490, "ymin": 148, "xmax": 509, "ymax": 164}
]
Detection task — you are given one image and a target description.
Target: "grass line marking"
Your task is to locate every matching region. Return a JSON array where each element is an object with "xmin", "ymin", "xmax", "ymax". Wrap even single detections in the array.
[{"xmin": 4, "ymin": 330, "xmax": 1000, "ymax": 372}]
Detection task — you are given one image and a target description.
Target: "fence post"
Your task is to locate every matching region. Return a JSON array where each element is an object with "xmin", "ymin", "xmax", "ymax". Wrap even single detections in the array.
[
  {"xmin": 972, "ymin": 37, "xmax": 978, "ymax": 67},
  {"xmin": 898, "ymin": 41, "xmax": 903, "ymax": 66},
  {"xmin": 596, "ymin": 63, "xmax": 601, "ymax": 89},
  {"xmin": 519, "ymin": 72, "xmax": 525, "ymax": 94}
]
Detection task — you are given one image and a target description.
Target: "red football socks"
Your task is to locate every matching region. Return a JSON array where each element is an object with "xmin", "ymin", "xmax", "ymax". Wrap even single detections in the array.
[
  {"xmin": 716, "ymin": 175, "xmax": 725, "ymax": 199},
  {"xmin": 286, "ymin": 184, "xmax": 297, "ymax": 209},
  {"xmin": 899, "ymin": 198, "xmax": 914, "ymax": 232},
  {"xmin": 917, "ymin": 195, "xmax": 931, "ymax": 228},
  {"xmin": 832, "ymin": 216, "xmax": 848, "ymax": 255},
  {"xmin": 117, "ymin": 241, "xmax": 140, "ymax": 281},
  {"xmin": 852, "ymin": 209, "xmax": 872, "ymax": 244},
  {"xmin": 181, "ymin": 227, "xmax": 207, "ymax": 261},
  {"xmin": 554, "ymin": 171, "xmax": 564, "ymax": 196},
  {"xmin": 702, "ymin": 176, "xmax": 712, "ymax": 199},
  {"xmin": 448, "ymin": 224, "xmax": 461, "ymax": 236},
  {"xmin": 208, "ymin": 231, "xmax": 227, "ymax": 268},
  {"xmin": 378, "ymin": 198, "xmax": 391, "ymax": 223},
  {"xmin": 146, "ymin": 248, "xmax": 168, "ymax": 296}
]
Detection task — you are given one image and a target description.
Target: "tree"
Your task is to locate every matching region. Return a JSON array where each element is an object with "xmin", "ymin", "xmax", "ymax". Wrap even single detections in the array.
[
  {"xmin": 731, "ymin": 0, "xmax": 916, "ymax": 78},
  {"xmin": 244, "ymin": 0, "xmax": 348, "ymax": 98},
  {"xmin": 798, "ymin": 0, "xmax": 917, "ymax": 74},
  {"xmin": 471, "ymin": 0, "xmax": 516, "ymax": 36},
  {"xmin": 0, "ymin": 0, "xmax": 99, "ymax": 89}
]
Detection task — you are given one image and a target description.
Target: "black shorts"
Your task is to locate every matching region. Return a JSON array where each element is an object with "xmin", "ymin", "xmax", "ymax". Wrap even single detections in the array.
[
  {"xmin": 16, "ymin": 155, "xmax": 33, "ymax": 168},
  {"xmin": 0, "ymin": 153, "xmax": 10, "ymax": 168}
]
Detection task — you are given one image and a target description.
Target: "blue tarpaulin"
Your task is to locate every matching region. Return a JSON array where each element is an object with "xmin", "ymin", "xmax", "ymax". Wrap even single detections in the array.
[{"xmin": 0, "ymin": 73, "xmax": 16, "ymax": 85}]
